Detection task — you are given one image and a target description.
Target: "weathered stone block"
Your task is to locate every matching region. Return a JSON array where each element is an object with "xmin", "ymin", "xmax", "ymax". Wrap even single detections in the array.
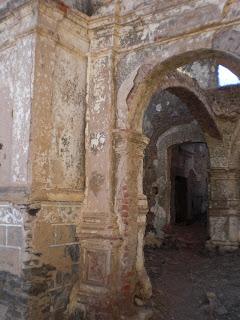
[
  {"xmin": 53, "ymin": 224, "xmax": 77, "ymax": 245},
  {"xmin": 229, "ymin": 216, "xmax": 239, "ymax": 243},
  {"xmin": 0, "ymin": 304, "xmax": 7, "ymax": 318},
  {"xmin": 7, "ymin": 226, "xmax": 23, "ymax": 247},
  {"xmin": 209, "ymin": 217, "xmax": 228, "ymax": 242},
  {"xmin": 0, "ymin": 225, "xmax": 6, "ymax": 246},
  {"xmin": 0, "ymin": 247, "xmax": 20, "ymax": 275}
]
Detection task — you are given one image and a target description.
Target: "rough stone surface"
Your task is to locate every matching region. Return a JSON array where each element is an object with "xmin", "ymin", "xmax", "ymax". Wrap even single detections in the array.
[{"xmin": 145, "ymin": 244, "xmax": 240, "ymax": 320}]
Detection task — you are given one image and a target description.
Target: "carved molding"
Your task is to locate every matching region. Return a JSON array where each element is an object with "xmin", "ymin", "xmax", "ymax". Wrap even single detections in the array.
[
  {"xmin": 0, "ymin": 204, "xmax": 23, "ymax": 225},
  {"xmin": 79, "ymin": 211, "xmax": 121, "ymax": 240},
  {"xmin": 113, "ymin": 129, "xmax": 149, "ymax": 156},
  {"xmin": 212, "ymin": 101, "xmax": 240, "ymax": 121}
]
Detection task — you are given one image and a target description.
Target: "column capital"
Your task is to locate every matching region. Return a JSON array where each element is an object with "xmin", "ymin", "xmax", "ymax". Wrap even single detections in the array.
[{"xmin": 113, "ymin": 129, "xmax": 149, "ymax": 154}]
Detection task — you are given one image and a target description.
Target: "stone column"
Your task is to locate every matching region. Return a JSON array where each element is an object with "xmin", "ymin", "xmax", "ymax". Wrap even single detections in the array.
[
  {"xmin": 207, "ymin": 168, "xmax": 240, "ymax": 250},
  {"xmin": 113, "ymin": 129, "xmax": 152, "ymax": 306},
  {"xmin": 77, "ymin": 20, "xmax": 123, "ymax": 318},
  {"xmin": 79, "ymin": 51, "xmax": 119, "ymax": 237},
  {"xmin": 136, "ymin": 194, "xmax": 153, "ymax": 300}
]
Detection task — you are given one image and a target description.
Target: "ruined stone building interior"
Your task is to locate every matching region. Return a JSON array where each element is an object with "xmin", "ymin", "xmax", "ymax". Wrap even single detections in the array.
[{"xmin": 0, "ymin": 0, "xmax": 240, "ymax": 319}]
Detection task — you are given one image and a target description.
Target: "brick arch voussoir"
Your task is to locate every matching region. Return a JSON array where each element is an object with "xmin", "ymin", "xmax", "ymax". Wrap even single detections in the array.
[
  {"xmin": 128, "ymin": 69, "xmax": 221, "ymax": 139},
  {"xmin": 126, "ymin": 47, "xmax": 240, "ymax": 117}
]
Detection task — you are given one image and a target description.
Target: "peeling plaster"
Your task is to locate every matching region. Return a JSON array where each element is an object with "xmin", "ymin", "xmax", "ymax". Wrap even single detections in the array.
[
  {"xmin": 0, "ymin": 205, "xmax": 23, "ymax": 225},
  {"xmin": 90, "ymin": 132, "xmax": 106, "ymax": 152},
  {"xmin": 0, "ymin": 35, "xmax": 35, "ymax": 186}
]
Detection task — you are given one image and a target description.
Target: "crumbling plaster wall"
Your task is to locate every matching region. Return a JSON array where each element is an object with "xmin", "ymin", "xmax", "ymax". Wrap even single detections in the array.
[
  {"xmin": 178, "ymin": 59, "xmax": 218, "ymax": 89},
  {"xmin": 0, "ymin": 0, "xmax": 37, "ymax": 272},
  {"xmin": 61, "ymin": 0, "xmax": 235, "ymax": 19},
  {"xmin": 0, "ymin": 35, "xmax": 35, "ymax": 193},
  {"xmin": 0, "ymin": 3, "xmax": 37, "ymax": 319},
  {"xmin": 0, "ymin": 2, "xmax": 89, "ymax": 319},
  {"xmin": 26, "ymin": 3, "xmax": 89, "ymax": 318},
  {"xmin": 0, "ymin": 33, "xmax": 36, "ymax": 318},
  {"xmin": 0, "ymin": 0, "xmax": 30, "ymax": 14},
  {"xmin": 62, "ymin": 0, "xmax": 115, "ymax": 16},
  {"xmin": 31, "ymin": 39, "xmax": 86, "ymax": 199}
]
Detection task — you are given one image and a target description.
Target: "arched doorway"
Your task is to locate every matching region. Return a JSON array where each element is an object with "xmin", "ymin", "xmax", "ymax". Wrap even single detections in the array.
[
  {"xmin": 117, "ymin": 68, "xmax": 222, "ymax": 305},
  {"xmin": 170, "ymin": 143, "xmax": 209, "ymax": 225},
  {"xmin": 168, "ymin": 142, "xmax": 210, "ymax": 247},
  {"xmin": 142, "ymin": 81, "xmax": 212, "ymax": 250},
  {"xmin": 135, "ymin": 62, "xmax": 239, "ymax": 318},
  {"xmin": 114, "ymin": 48, "xmax": 240, "ymax": 318}
]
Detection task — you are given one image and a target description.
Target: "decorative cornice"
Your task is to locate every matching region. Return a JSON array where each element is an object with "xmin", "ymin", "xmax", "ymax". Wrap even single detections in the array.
[{"xmin": 1, "ymin": 0, "xmax": 240, "ymax": 58}]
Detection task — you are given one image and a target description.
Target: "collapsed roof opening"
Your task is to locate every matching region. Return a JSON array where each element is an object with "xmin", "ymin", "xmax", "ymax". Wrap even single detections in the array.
[{"xmin": 218, "ymin": 65, "xmax": 240, "ymax": 87}]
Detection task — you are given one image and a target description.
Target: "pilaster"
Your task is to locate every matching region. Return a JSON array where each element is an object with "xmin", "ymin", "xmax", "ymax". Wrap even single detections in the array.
[
  {"xmin": 113, "ymin": 129, "xmax": 151, "ymax": 303},
  {"xmin": 76, "ymin": 8, "xmax": 123, "ymax": 317},
  {"xmin": 208, "ymin": 168, "xmax": 240, "ymax": 250}
]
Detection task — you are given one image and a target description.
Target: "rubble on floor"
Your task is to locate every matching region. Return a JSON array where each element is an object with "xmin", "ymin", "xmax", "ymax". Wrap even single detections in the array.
[{"xmin": 144, "ymin": 230, "xmax": 240, "ymax": 320}]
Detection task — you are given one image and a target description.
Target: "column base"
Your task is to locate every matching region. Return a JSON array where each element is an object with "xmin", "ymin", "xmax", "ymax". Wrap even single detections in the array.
[
  {"xmin": 66, "ymin": 296, "xmax": 153, "ymax": 320},
  {"xmin": 206, "ymin": 240, "xmax": 239, "ymax": 252}
]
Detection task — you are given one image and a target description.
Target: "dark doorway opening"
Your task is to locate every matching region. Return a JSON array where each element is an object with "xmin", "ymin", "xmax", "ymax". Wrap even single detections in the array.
[
  {"xmin": 174, "ymin": 176, "xmax": 188, "ymax": 224},
  {"xmin": 170, "ymin": 142, "xmax": 209, "ymax": 242}
]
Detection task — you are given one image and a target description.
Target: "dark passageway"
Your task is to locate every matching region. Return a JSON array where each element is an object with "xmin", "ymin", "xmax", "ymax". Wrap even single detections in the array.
[
  {"xmin": 174, "ymin": 176, "xmax": 188, "ymax": 224},
  {"xmin": 170, "ymin": 143, "xmax": 209, "ymax": 227},
  {"xmin": 167, "ymin": 142, "xmax": 209, "ymax": 248}
]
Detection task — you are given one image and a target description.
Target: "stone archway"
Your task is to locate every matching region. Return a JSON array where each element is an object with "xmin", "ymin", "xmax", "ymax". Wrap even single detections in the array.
[
  {"xmin": 126, "ymin": 69, "xmax": 221, "ymax": 138},
  {"xmin": 117, "ymin": 49, "xmax": 240, "ymax": 132},
  {"xmin": 115, "ymin": 49, "xmax": 240, "ymax": 305},
  {"xmin": 115, "ymin": 73, "xmax": 221, "ymax": 302}
]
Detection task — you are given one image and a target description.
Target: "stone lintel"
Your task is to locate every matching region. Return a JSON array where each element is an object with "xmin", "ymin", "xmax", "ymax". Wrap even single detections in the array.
[{"xmin": 79, "ymin": 210, "xmax": 121, "ymax": 239}]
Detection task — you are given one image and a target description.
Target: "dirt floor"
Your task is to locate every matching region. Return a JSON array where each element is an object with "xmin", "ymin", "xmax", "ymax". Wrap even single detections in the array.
[{"xmin": 144, "ymin": 225, "xmax": 240, "ymax": 320}]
